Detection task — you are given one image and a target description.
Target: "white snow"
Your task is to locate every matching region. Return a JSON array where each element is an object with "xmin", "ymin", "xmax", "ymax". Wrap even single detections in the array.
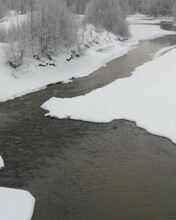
[
  {"xmin": 0, "ymin": 134, "xmax": 35, "ymax": 220},
  {"xmin": 0, "ymin": 14, "xmax": 175, "ymax": 102},
  {"xmin": 0, "ymin": 11, "xmax": 26, "ymax": 29},
  {"xmin": 153, "ymin": 45, "xmax": 176, "ymax": 59},
  {"xmin": 41, "ymin": 48, "xmax": 176, "ymax": 144},
  {"xmin": 127, "ymin": 13, "xmax": 173, "ymax": 25},
  {"xmin": 129, "ymin": 24, "xmax": 172, "ymax": 41},
  {"xmin": 0, "ymin": 187, "xmax": 35, "ymax": 220},
  {"xmin": 0, "ymin": 156, "xmax": 4, "ymax": 169}
]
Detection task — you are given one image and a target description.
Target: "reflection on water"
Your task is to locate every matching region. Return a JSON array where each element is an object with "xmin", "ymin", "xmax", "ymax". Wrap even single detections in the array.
[{"xmin": 0, "ymin": 25, "xmax": 176, "ymax": 220}]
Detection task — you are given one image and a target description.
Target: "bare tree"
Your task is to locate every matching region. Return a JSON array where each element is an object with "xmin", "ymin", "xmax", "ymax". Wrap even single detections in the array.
[
  {"xmin": 3, "ymin": 0, "xmax": 78, "ymax": 67},
  {"xmin": 173, "ymin": 2, "xmax": 176, "ymax": 20},
  {"xmin": 5, "ymin": 19, "xmax": 28, "ymax": 68},
  {"xmin": 0, "ymin": 0, "xmax": 8, "ymax": 18}
]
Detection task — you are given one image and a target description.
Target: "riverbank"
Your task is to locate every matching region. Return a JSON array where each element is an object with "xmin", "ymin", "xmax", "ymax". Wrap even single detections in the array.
[{"xmin": 0, "ymin": 14, "xmax": 175, "ymax": 102}]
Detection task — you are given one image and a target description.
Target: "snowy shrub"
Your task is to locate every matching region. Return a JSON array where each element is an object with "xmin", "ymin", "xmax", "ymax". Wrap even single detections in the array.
[{"xmin": 85, "ymin": 0, "xmax": 129, "ymax": 37}]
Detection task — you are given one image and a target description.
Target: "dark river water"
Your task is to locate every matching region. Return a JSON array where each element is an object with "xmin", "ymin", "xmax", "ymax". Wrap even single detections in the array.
[{"xmin": 1, "ymin": 23, "xmax": 176, "ymax": 220}]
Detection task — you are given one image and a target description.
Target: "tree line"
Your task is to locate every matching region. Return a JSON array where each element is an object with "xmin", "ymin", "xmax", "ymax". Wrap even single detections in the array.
[
  {"xmin": 129, "ymin": 0, "xmax": 176, "ymax": 16},
  {"xmin": 0, "ymin": 0, "xmax": 129, "ymax": 68},
  {"xmin": 0, "ymin": 0, "xmax": 176, "ymax": 68}
]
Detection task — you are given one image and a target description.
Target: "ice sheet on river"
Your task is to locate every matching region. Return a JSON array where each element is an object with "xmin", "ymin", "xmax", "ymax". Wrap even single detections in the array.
[
  {"xmin": 42, "ymin": 48, "xmax": 176, "ymax": 144},
  {"xmin": 0, "ymin": 187, "xmax": 35, "ymax": 220}
]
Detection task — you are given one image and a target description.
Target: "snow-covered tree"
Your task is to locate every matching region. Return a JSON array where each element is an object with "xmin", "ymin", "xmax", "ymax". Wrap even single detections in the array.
[
  {"xmin": 85, "ymin": 0, "xmax": 129, "ymax": 37},
  {"xmin": 173, "ymin": 2, "xmax": 176, "ymax": 20},
  {"xmin": 5, "ymin": 20, "xmax": 28, "ymax": 68},
  {"xmin": 66, "ymin": 0, "xmax": 89, "ymax": 14},
  {"xmin": 119, "ymin": 0, "xmax": 131, "ymax": 16},
  {"xmin": 4, "ymin": 0, "xmax": 77, "ymax": 66},
  {"xmin": 2, "ymin": 0, "xmax": 130, "ymax": 68},
  {"xmin": 0, "ymin": 0, "xmax": 8, "ymax": 18},
  {"xmin": 139, "ymin": 0, "xmax": 175, "ymax": 16},
  {"xmin": 31, "ymin": 0, "xmax": 77, "ymax": 58},
  {"xmin": 128, "ymin": 0, "xmax": 141, "ymax": 13}
]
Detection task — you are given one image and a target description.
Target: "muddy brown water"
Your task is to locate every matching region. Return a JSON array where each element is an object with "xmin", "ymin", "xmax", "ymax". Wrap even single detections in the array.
[{"xmin": 1, "ymin": 24, "xmax": 176, "ymax": 220}]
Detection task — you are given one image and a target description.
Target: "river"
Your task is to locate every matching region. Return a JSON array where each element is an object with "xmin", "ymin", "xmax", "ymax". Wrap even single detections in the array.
[{"xmin": 0, "ymin": 23, "xmax": 176, "ymax": 220}]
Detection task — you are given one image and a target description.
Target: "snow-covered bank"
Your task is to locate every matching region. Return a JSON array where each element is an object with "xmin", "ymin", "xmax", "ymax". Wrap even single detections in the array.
[
  {"xmin": 127, "ymin": 13, "xmax": 173, "ymax": 25},
  {"xmin": 0, "ymin": 156, "xmax": 4, "ymax": 169},
  {"xmin": 0, "ymin": 187, "xmax": 35, "ymax": 220},
  {"xmin": 153, "ymin": 45, "xmax": 176, "ymax": 59},
  {"xmin": 0, "ymin": 14, "xmax": 175, "ymax": 102},
  {"xmin": 41, "ymin": 47, "xmax": 176, "ymax": 144}
]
